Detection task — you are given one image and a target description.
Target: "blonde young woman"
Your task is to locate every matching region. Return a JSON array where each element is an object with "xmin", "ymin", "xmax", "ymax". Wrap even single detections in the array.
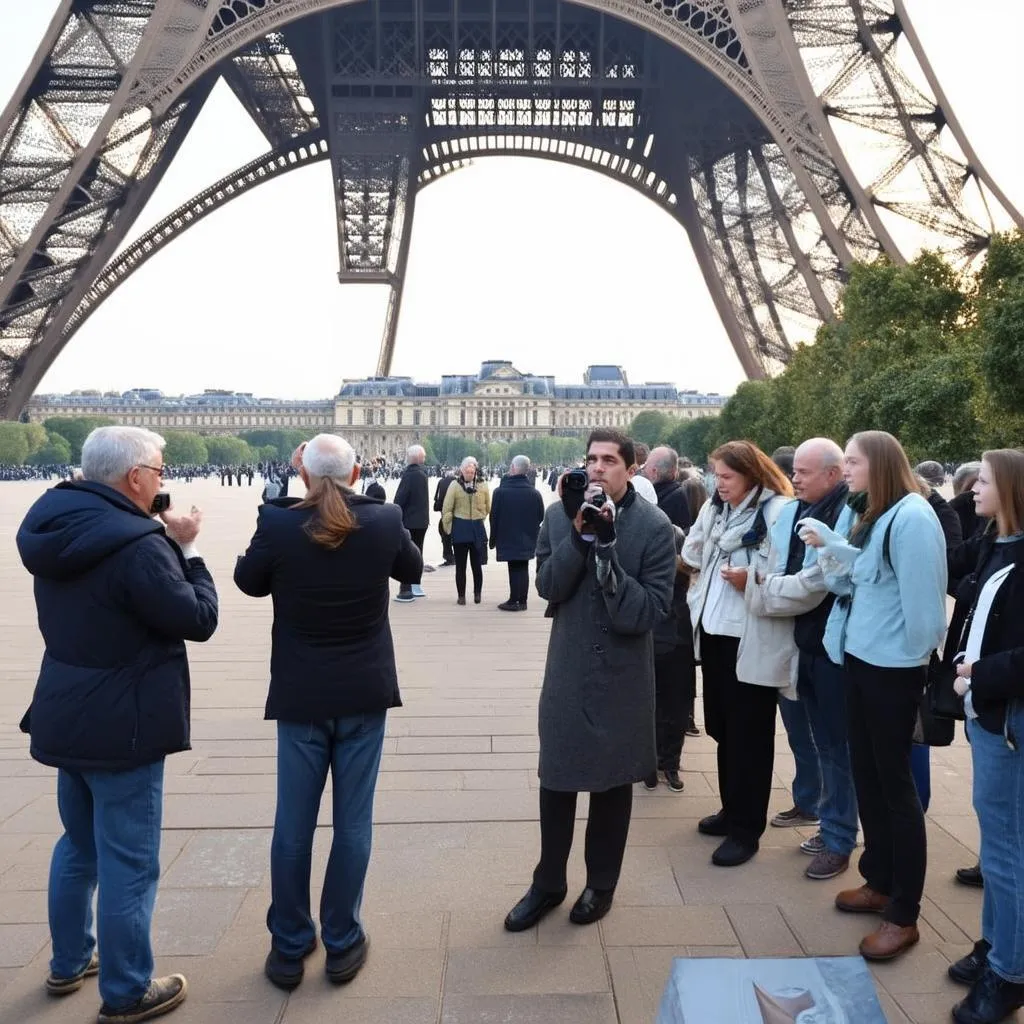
[{"xmin": 442, "ymin": 456, "xmax": 491, "ymax": 605}]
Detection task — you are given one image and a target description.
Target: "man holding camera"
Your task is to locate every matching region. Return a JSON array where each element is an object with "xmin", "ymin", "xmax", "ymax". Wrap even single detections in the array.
[
  {"xmin": 504, "ymin": 429, "xmax": 676, "ymax": 930},
  {"xmin": 16, "ymin": 426, "xmax": 218, "ymax": 1024}
]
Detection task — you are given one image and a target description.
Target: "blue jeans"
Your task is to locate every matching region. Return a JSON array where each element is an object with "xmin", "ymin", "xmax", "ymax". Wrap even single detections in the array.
[
  {"xmin": 778, "ymin": 688, "xmax": 821, "ymax": 816},
  {"xmin": 49, "ymin": 761, "xmax": 164, "ymax": 1009},
  {"xmin": 911, "ymin": 744, "xmax": 931, "ymax": 812},
  {"xmin": 782, "ymin": 651, "xmax": 859, "ymax": 856},
  {"xmin": 269, "ymin": 713, "xmax": 387, "ymax": 958},
  {"xmin": 970, "ymin": 712, "xmax": 1024, "ymax": 983}
]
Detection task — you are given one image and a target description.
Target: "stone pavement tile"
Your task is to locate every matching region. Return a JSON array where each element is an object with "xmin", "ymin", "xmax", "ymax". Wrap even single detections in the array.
[
  {"xmin": 376, "ymin": 770, "xmax": 463, "ymax": 791},
  {"xmin": 212, "ymin": 889, "xmax": 269, "ymax": 959},
  {"xmin": 930, "ymin": 813, "xmax": 980, "ymax": 852},
  {"xmin": 920, "ymin": 896, "xmax": 974, "ymax": 945},
  {"xmin": 461, "ymin": 821, "xmax": 540, "ymax": 849},
  {"xmin": 373, "ymin": 789, "xmax": 538, "ymax": 824},
  {"xmin": 444, "ymin": 947, "xmax": 609, "ymax": 995},
  {"xmin": 380, "ymin": 752, "xmax": 537, "ymax": 772},
  {"xmin": 441, "ymin": 993, "xmax": 618, "ymax": 1023},
  {"xmin": 779, "ymin": 902, "xmax": 883, "ymax": 957},
  {"xmin": 613, "ymin": 847, "xmax": 684, "ymax": 907},
  {"xmin": 869, "ymin": 946, "xmax": 961, "ymax": 996},
  {"xmin": 0, "ymin": 891, "xmax": 46, "ymax": 924},
  {"xmin": 283, "ymin": 996, "xmax": 438, "ymax": 1024},
  {"xmin": 629, "ymin": 946, "xmax": 692, "ymax": 1022},
  {"xmin": 536, "ymin": 910, "xmax": 601, "ymax": 947},
  {"xmin": 371, "ymin": 822, "xmax": 470, "ymax": 849},
  {"xmin": 163, "ymin": 775, "xmax": 278, "ymax": 795},
  {"xmin": 875, "ymin": 989, "xmax": 914, "ymax": 1024},
  {"xmin": 0, "ymin": 969, "xmax": 18, "ymax": 998},
  {"xmin": 395, "ymin": 736, "xmax": 489, "ymax": 754},
  {"xmin": 387, "ymin": 716, "xmax": 534, "ymax": 737},
  {"xmin": 633, "ymin": 794, "xmax": 721, "ymax": 820},
  {"xmin": 0, "ymin": 923, "xmax": 48, "ymax": 968},
  {"xmin": 459, "ymin": 770, "xmax": 532, "ymax": 791},
  {"xmin": 160, "ymin": 830, "xmax": 270, "ymax": 888},
  {"xmin": 288, "ymin": 948, "xmax": 443, "ymax": 999},
  {"xmin": 170, "ymin": 1000, "xmax": 286, "ymax": 1024},
  {"xmin": 0, "ymin": 859, "xmax": 49, "ymax": 892},
  {"xmin": 491, "ymin": 736, "xmax": 538, "ymax": 753},
  {"xmin": 152, "ymin": 888, "xmax": 248, "ymax": 956},
  {"xmin": 360, "ymin": 910, "xmax": 445, "ymax": 949},
  {"xmin": 0, "ymin": 794, "xmax": 57, "ymax": 834},
  {"xmin": 893, "ymin": 991, "xmax": 973, "ymax": 1024},
  {"xmin": 599, "ymin": 906, "xmax": 736, "ymax": 946},
  {"xmin": 724, "ymin": 904, "xmax": 803, "ymax": 957},
  {"xmin": 192, "ymin": 757, "xmax": 277, "ymax": 775},
  {"xmin": 447, "ymin": 908, "xmax": 537, "ymax": 948},
  {"xmin": 163, "ymin": 794, "xmax": 275, "ymax": 830},
  {"xmin": 159, "ymin": 954, "xmax": 285, "ymax": 1003},
  {"xmin": 606, "ymin": 947, "xmax": 646, "ymax": 1024},
  {"xmin": 920, "ymin": 897, "xmax": 980, "ymax": 939}
]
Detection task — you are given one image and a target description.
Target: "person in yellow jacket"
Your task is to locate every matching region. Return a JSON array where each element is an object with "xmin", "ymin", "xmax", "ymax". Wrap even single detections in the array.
[{"xmin": 442, "ymin": 457, "xmax": 491, "ymax": 605}]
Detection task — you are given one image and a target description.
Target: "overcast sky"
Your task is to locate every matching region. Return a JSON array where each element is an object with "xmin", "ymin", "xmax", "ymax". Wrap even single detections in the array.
[{"xmin": 1, "ymin": 0, "xmax": 1022, "ymax": 399}]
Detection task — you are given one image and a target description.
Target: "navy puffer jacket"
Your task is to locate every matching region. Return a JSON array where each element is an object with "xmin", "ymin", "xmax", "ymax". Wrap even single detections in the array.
[{"xmin": 16, "ymin": 481, "xmax": 219, "ymax": 770}]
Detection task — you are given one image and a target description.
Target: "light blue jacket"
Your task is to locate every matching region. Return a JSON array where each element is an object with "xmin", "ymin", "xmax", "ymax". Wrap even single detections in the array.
[
  {"xmin": 803, "ymin": 493, "xmax": 947, "ymax": 668},
  {"xmin": 768, "ymin": 500, "xmax": 855, "ymax": 574}
]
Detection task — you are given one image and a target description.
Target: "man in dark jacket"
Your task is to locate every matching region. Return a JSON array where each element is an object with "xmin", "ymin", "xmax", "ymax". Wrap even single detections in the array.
[
  {"xmin": 16, "ymin": 426, "xmax": 218, "ymax": 1024},
  {"xmin": 642, "ymin": 447, "xmax": 694, "ymax": 790},
  {"xmin": 393, "ymin": 444, "xmax": 430, "ymax": 602},
  {"xmin": 489, "ymin": 455, "xmax": 546, "ymax": 610},
  {"xmin": 234, "ymin": 434, "xmax": 422, "ymax": 991},
  {"xmin": 433, "ymin": 470, "xmax": 456, "ymax": 565}
]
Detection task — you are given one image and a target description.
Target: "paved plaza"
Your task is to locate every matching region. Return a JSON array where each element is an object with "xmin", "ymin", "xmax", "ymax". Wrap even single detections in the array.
[{"xmin": 0, "ymin": 478, "xmax": 998, "ymax": 1023}]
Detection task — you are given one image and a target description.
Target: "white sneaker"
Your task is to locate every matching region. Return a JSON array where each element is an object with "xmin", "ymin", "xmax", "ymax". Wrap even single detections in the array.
[{"xmin": 411, "ymin": 585, "xmax": 426, "ymax": 598}]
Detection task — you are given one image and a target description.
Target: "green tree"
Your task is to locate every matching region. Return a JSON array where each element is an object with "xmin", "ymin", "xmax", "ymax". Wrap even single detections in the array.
[
  {"xmin": 163, "ymin": 432, "xmax": 209, "ymax": 465},
  {"xmin": 238, "ymin": 429, "xmax": 309, "ymax": 460},
  {"xmin": 627, "ymin": 411, "xmax": 673, "ymax": 448},
  {"xmin": 666, "ymin": 416, "xmax": 720, "ymax": 465},
  {"xmin": 42, "ymin": 416, "xmax": 116, "ymax": 462},
  {"xmin": 976, "ymin": 232, "xmax": 1024, "ymax": 416},
  {"xmin": 22, "ymin": 422, "xmax": 48, "ymax": 456},
  {"xmin": 27, "ymin": 432, "xmax": 73, "ymax": 465},
  {"xmin": 0, "ymin": 422, "xmax": 30, "ymax": 465},
  {"xmin": 205, "ymin": 435, "xmax": 253, "ymax": 466}
]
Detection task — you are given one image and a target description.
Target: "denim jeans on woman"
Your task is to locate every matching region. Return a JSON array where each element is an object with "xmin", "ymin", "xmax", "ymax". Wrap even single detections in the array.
[
  {"xmin": 49, "ymin": 760, "xmax": 164, "ymax": 1010},
  {"xmin": 970, "ymin": 705, "xmax": 1024, "ymax": 983},
  {"xmin": 269, "ymin": 713, "xmax": 387, "ymax": 958}
]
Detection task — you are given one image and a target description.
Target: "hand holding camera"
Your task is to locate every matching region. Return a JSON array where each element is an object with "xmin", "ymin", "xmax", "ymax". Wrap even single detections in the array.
[{"xmin": 161, "ymin": 504, "xmax": 203, "ymax": 546}]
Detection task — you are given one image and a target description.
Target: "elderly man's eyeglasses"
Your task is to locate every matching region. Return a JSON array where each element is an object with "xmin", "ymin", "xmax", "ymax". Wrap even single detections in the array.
[{"xmin": 136, "ymin": 463, "xmax": 164, "ymax": 478}]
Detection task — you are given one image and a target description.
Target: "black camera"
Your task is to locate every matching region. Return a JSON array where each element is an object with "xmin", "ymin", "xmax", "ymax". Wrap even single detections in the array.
[
  {"xmin": 561, "ymin": 467, "xmax": 589, "ymax": 520},
  {"xmin": 581, "ymin": 488, "xmax": 607, "ymax": 528},
  {"xmin": 150, "ymin": 492, "xmax": 171, "ymax": 515}
]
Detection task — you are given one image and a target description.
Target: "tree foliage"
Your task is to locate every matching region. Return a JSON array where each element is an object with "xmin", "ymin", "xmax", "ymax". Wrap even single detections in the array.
[
  {"xmin": 204, "ymin": 435, "xmax": 253, "ymax": 466},
  {"xmin": 626, "ymin": 411, "xmax": 674, "ymax": 448},
  {"xmin": 163, "ymin": 432, "xmax": 209, "ymax": 465},
  {"xmin": 42, "ymin": 416, "xmax": 116, "ymax": 462}
]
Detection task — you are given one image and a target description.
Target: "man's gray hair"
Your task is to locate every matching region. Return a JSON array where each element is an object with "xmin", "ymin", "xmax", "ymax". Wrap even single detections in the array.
[
  {"xmin": 648, "ymin": 447, "xmax": 679, "ymax": 483},
  {"xmin": 303, "ymin": 433, "xmax": 356, "ymax": 483},
  {"xmin": 510, "ymin": 454, "xmax": 531, "ymax": 475},
  {"xmin": 460, "ymin": 456, "xmax": 478, "ymax": 471},
  {"xmin": 81, "ymin": 426, "xmax": 165, "ymax": 484},
  {"xmin": 407, "ymin": 444, "xmax": 425, "ymax": 463},
  {"xmin": 953, "ymin": 461, "xmax": 982, "ymax": 495},
  {"xmin": 796, "ymin": 437, "xmax": 844, "ymax": 469},
  {"xmin": 915, "ymin": 460, "xmax": 946, "ymax": 488}
]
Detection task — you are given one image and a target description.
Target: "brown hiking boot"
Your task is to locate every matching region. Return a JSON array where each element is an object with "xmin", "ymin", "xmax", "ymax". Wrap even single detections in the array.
[
  {"xmin": 97, "ymin": 974, "xmax": 187, "ymax": 1023},
  {"xmin": 859, "ymin": 921, "xmax": 919, "ymax": 961},
  {"xmin": 835, "ymin": 884, "xmax": 889, "ymax": 914}
]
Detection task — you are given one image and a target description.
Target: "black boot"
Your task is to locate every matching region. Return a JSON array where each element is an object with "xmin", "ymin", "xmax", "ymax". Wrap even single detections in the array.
[
  {"xmin": 698, "ymin": 810, "xmax": 729, "ymax": 836},
  {"xmin": 711, "ymin": 837, "xmax": 759, "ymax": 867},
  {"xmin": 949, "ymin": 939, "xmax": 991, "ymax": 987},
  {"xmin": 504, "ymin": 886, "xmax": 567, "ymax": 932},
  {"xmin": 263, "ymin": 937, "xmax": 318, "ymax": 991},
  {"xmin": 953, "ymin": 965, "xmax": 1024, "ymax": 1024},
  {"xmin": 569, "ymin": 887, "xmax": 615, "ymax": 925},
  {"xmin": 325, "ymin": 936, "xmax": 369, "ymax": 985},
  {"xmin": 956, "ymin": 863, "xmax": 985, "ymax": 889}
]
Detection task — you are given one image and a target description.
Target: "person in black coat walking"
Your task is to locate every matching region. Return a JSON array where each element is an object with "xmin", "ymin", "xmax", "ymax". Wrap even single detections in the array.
[
  {"xmin": 234, "ymin": 433, "xmax": 422, "ymax": 992},
  {"xmin": 434, "ymin": 471, "xmax": 457, "ymax": 565},
  {"xmin": 393, "ymin": 445, "xmax": 430, "ymax": 601},
  {"xmin": 489, "ymin": 455, "xmax": 546, "ymax": 610},
  {"xmin": 16, "ymin": 426, "xmax": 218, "ymax": 1023}
]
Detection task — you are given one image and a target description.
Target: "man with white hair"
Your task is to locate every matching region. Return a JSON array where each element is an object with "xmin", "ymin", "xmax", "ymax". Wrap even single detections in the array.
[
  {"xmin": 489, "ymin": 455, "xmax": 545, "ymax": 610},
  {"xmin": 750, "ymin": 437, "xmax": 858, "ymax": 881},
  {"xmin": 16, "ymin": 426, "xmax": 218, "ymax": 1024},
  {"xmin": 235, "ymin": 433, "xmax": 421, "ymax": 991},
  {"xmin": 393, "ymin": 444, "xmax": 430, "ymax": 602}
]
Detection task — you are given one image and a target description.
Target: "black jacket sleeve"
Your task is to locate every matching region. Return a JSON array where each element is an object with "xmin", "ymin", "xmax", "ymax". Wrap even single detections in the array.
[
  {"xmin": 123, "ymin": 536, "xmax": 219, "ymax": 642},
  {"xmin": 392, "ymin": 522, "xmax": 424, "ymax": 584},
  {"xmin": 394, "ymin": 472, "xmax": 411, "ymax": 513},
  {"xmin": 234, "ymin": 512, "xmax": 275, "ymax": 597}
]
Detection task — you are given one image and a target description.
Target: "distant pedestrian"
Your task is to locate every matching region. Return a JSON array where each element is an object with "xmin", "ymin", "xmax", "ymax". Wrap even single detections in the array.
[{"xmin": 490, "ymin": 455, "xmax": 545, "ymax": 610}]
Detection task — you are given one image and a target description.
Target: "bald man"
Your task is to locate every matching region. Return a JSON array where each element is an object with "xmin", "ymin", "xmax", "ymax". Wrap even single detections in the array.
[{"xmin": 750, "ymin": 438, "xmax": 858, "ymax": 882}]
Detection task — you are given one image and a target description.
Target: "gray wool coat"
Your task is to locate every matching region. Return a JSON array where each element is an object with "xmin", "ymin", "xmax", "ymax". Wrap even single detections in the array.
[{"xmin": 535, "ymin": 488, "xmax": 677, "ymax": 792}]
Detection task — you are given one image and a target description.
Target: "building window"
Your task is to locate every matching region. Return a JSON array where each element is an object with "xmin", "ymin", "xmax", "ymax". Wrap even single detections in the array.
[
  {"xmin": 460, "ymin": 409, "xmax": 466, "ymax": 426},
  {"xmin": 378, "ymin": 409, "xmax": 385, "ymax": 425},
  {"xmin": 364, "ymin": 408, "xmax": 374, "ymax": 425},
  {"xmin": 509, "ymin": 409, "xmax": 515, "ymax": 426},
  {"xmin": 396, "ymin": 410, "xmax": 403, "ymax": 425},
  {"xmin": 532, "ymin": 410, "xmax": 537, "ymax": 426},
  {"xmin": 347, "ymin": 409, "xmax": 353, "ymax": 425},
  {"xmin": 413, "ymin": 409, "xmax": 421, "ymax": 426},
  {"xmin": 477, "ymin": 410, "xmax": 483, "ymax": 426},
  {"xmin": 430, "ymin": 410, "xmax": 436, "ymax": 426}
]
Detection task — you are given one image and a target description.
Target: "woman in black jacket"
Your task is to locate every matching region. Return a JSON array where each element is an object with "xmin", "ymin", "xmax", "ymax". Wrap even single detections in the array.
[
  {"xmin": 944, "ymin": 449, "xmax": 1024, "ymax": 1024},
  {"xmin": 234, "ymin": 434, "xmax": 422, "ymax": 991}
]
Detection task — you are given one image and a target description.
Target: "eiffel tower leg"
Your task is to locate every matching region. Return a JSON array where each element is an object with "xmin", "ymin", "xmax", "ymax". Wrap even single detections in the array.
[{"xmin": 374, "ymin": 174, "xmax": 417, "ymax": 378}]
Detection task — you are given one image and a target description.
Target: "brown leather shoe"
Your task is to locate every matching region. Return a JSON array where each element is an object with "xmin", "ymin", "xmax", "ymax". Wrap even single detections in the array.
[
  {"xmin": 859, "ymin": 921, "xmax": 919, "ymax": 961},
  {"xmin": 835, "ymin": 884, "xmax": 890, "ymax": 914}
]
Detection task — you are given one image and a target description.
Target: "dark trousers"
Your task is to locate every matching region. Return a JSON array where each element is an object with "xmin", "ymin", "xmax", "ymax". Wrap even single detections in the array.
[
  {"xmin": 700, "ymin": 629, "xmax": 778, "ymax": 845},
  {"xmin": 506, "ymin": 560, "xmax": 530, "ymax": 604},
  {"xmin": 654, "ymin": 646, "xmax": 695, "ymax": 770},
  {"xmin": 845, "ymin": 654, "xmax": 927, "ymax": 927},
  {"xmin": 438, "ymin": 519, "xmax": 454, "ymax": 563},
  {"xmin": 533, "ymin": 785, "xmax": 633, "ymax": 893},
  {"xmin": 398, "ymin": 528, "xmax": 427, "ymax": 596},
  {"xmin": 454, "ymin": 542, "xmax": 483, "ymax": 598}
]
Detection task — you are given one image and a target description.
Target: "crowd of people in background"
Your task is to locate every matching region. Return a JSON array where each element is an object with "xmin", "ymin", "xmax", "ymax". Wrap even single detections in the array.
[{"xmin": 9, "ymin": 422, "xmax": 1024, "ymax": 1024}]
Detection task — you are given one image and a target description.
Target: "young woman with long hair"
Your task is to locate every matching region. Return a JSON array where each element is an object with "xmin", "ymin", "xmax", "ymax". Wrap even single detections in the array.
[
  {"xmin": 944, "ymin": 449, "xmax": 1024, "ymax": 1024},
  {"xmin": 682, "ymin": 441, "xmax": 794, "ymax": 867},
  {"xmin": 799, "ymin": 430, "xmax": 947, "ymax": 963}
]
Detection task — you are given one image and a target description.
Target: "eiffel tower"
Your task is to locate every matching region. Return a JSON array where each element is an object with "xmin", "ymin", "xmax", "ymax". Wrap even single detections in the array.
[{"xmin": 1, "ymin": 1, "xmax": 1020, "ymax": 419}]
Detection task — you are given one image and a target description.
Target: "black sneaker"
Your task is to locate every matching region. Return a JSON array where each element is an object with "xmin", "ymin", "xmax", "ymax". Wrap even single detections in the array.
[
  {"xmin": 664, "ymin": 769, "xmax": 684, "ymax": 792},
  {"xmin": 325, "ymin": 935, "xmax": 369, "ymax": 985},
  {"xmin": 97, "ymin": 974, "xmax": 188, "ymax": 1024},
  {"xmin": 949, "ymin": 939, "xmax": 991, "ymax": 987},
  {"xmin": 264, "ymin": 937, "xmax": 318, "ymax": 991},
  {"xmin": 770, "ymin": 805, "xmax": 819, "ymax": 828},
  {"xmin": 685, "ymin": 718, "xmax": 701, "ymax": 738},
  {"xmin": 698, "ymin": 810, "xmax": 729, "ymax": 836},
  {"xmin": 953, "ymin": 964, "xmax": 1024, "ymax": 1024},
  {"xmin": 642, "ymin": 772, "xmax": 658, "ymax": 790},
  {"xmin": 956, "ymin": 863, "xmax": 985, "ymax": 889},
  {"xmin": 46, "ymin": 951, "xmax": 99, "ymax": 996}
]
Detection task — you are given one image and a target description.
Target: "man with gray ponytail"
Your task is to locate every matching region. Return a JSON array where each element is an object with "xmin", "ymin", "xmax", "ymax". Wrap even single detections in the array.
[
  {"xmin": 234, "ymin": 433, "xmax": 422, "ymax": 991},
  {"xmin": 16, "ymin": 425, "xmax": 218, "ymax": 1024}
]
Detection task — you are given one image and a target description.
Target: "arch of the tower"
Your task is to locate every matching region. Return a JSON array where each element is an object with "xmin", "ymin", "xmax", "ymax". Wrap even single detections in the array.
[{"xmin": 0, "ymin": 0, "xmax": 1020, "ymax": 417}]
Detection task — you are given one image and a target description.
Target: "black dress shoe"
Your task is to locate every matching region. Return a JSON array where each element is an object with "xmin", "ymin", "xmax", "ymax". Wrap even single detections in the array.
[
  {"xmin": 664, "ymin": 769, "xmax": 684, "ymax": 792},
  {"xmin": 474, "ymin": 592, "xmax": 482, "ymax": 604},
  {"xmin": 569, "ymin": 887, "xmax": 615, "ymax": 925},
  {"xmin": 264, "ymin": 937, "xmax": 318, "ymax": 990},
  {"xmin": 504, "ymin": 886, "xmax": 567, "ymax": 932},
  {"xmin": 698, "ymin": 810, "xmax": 729, "ymax": 836},
  {"xmin": 953, "ymin": 964, "xmax": 1024, "ymax": 1024},
  {"xmin": 498, "ymin": 600, "xmax": 525, "ymax": 611},
  {"xmin": 956, "ymin": 863, "xmax": 985, "ymax": 889},
  {"xmin": 949, "ymin": 939, "xmax": 992, "ymax": 987},
  {"xmin": 642, "ymin": 772, "xmax": 658, "ymax": 790},
  {"xmin": 457, "ymin": 595, "xmax": 466, "ymax": 606},
  {"xmin": 711, "ymin": 837, "xmax": 759, "ymax": 867},
  {"xmin": 325, "ymin": 935, "xmax": 368, "ymax": 985}
]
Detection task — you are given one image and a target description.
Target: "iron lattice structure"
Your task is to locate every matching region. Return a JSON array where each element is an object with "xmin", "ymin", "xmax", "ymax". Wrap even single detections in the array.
[{"xmin": 0, "ymin": 0, "xmax": 1020, "ymax": 417}]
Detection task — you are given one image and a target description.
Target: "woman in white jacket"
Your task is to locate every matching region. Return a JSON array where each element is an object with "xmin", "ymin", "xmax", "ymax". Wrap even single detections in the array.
[{"xmin": 683, "ymin": 441, "xmax": 794, "ymax": 867}]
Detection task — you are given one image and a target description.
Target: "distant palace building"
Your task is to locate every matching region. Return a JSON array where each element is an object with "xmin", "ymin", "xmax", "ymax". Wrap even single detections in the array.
[{"xmin": 27, "ymin": 362, "xmax": 726, "ymax": 460}]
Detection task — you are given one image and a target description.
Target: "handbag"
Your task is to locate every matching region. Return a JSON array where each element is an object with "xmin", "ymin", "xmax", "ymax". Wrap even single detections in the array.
[{"xmin": 913, "ymin": 654, "xmax": 957, "ymax": 746}]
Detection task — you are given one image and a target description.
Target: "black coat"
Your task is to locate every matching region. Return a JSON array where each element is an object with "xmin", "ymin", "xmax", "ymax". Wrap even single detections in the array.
[
  {"xmin": 950, "ymin": 491, "xmax": 984, "ymax": 543},
  {"xmin": 652, "ymin": 480, "xmax": 693, "ymax": 652},
  {"xmin": 433, "ymin": 474, "xmax": 455, "ymax": 512},
  {"xmin": 234, "ymin": 495, "xmax": 422, "ymax": 722},
  {"xmin": 489, "ymin": 474, "xmax": 545, "ymax": 562},
  {"xmin": 16, "ymin": 481, "xmax": 219, "ymax": 771},
  {"xmin": 946, "ymin": 531, "xmax": 1024, "ymax": 739},
  {"xmin": 365, "ymin": 480, "xmax": 386, "ymax": 501},
  {"xmin": 394, "ymin": 463, "xmax": 430, "ymax": 529},
  {"xmin": 653, "ymin": 478, "xmax": 693, "ymax": 532}
]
